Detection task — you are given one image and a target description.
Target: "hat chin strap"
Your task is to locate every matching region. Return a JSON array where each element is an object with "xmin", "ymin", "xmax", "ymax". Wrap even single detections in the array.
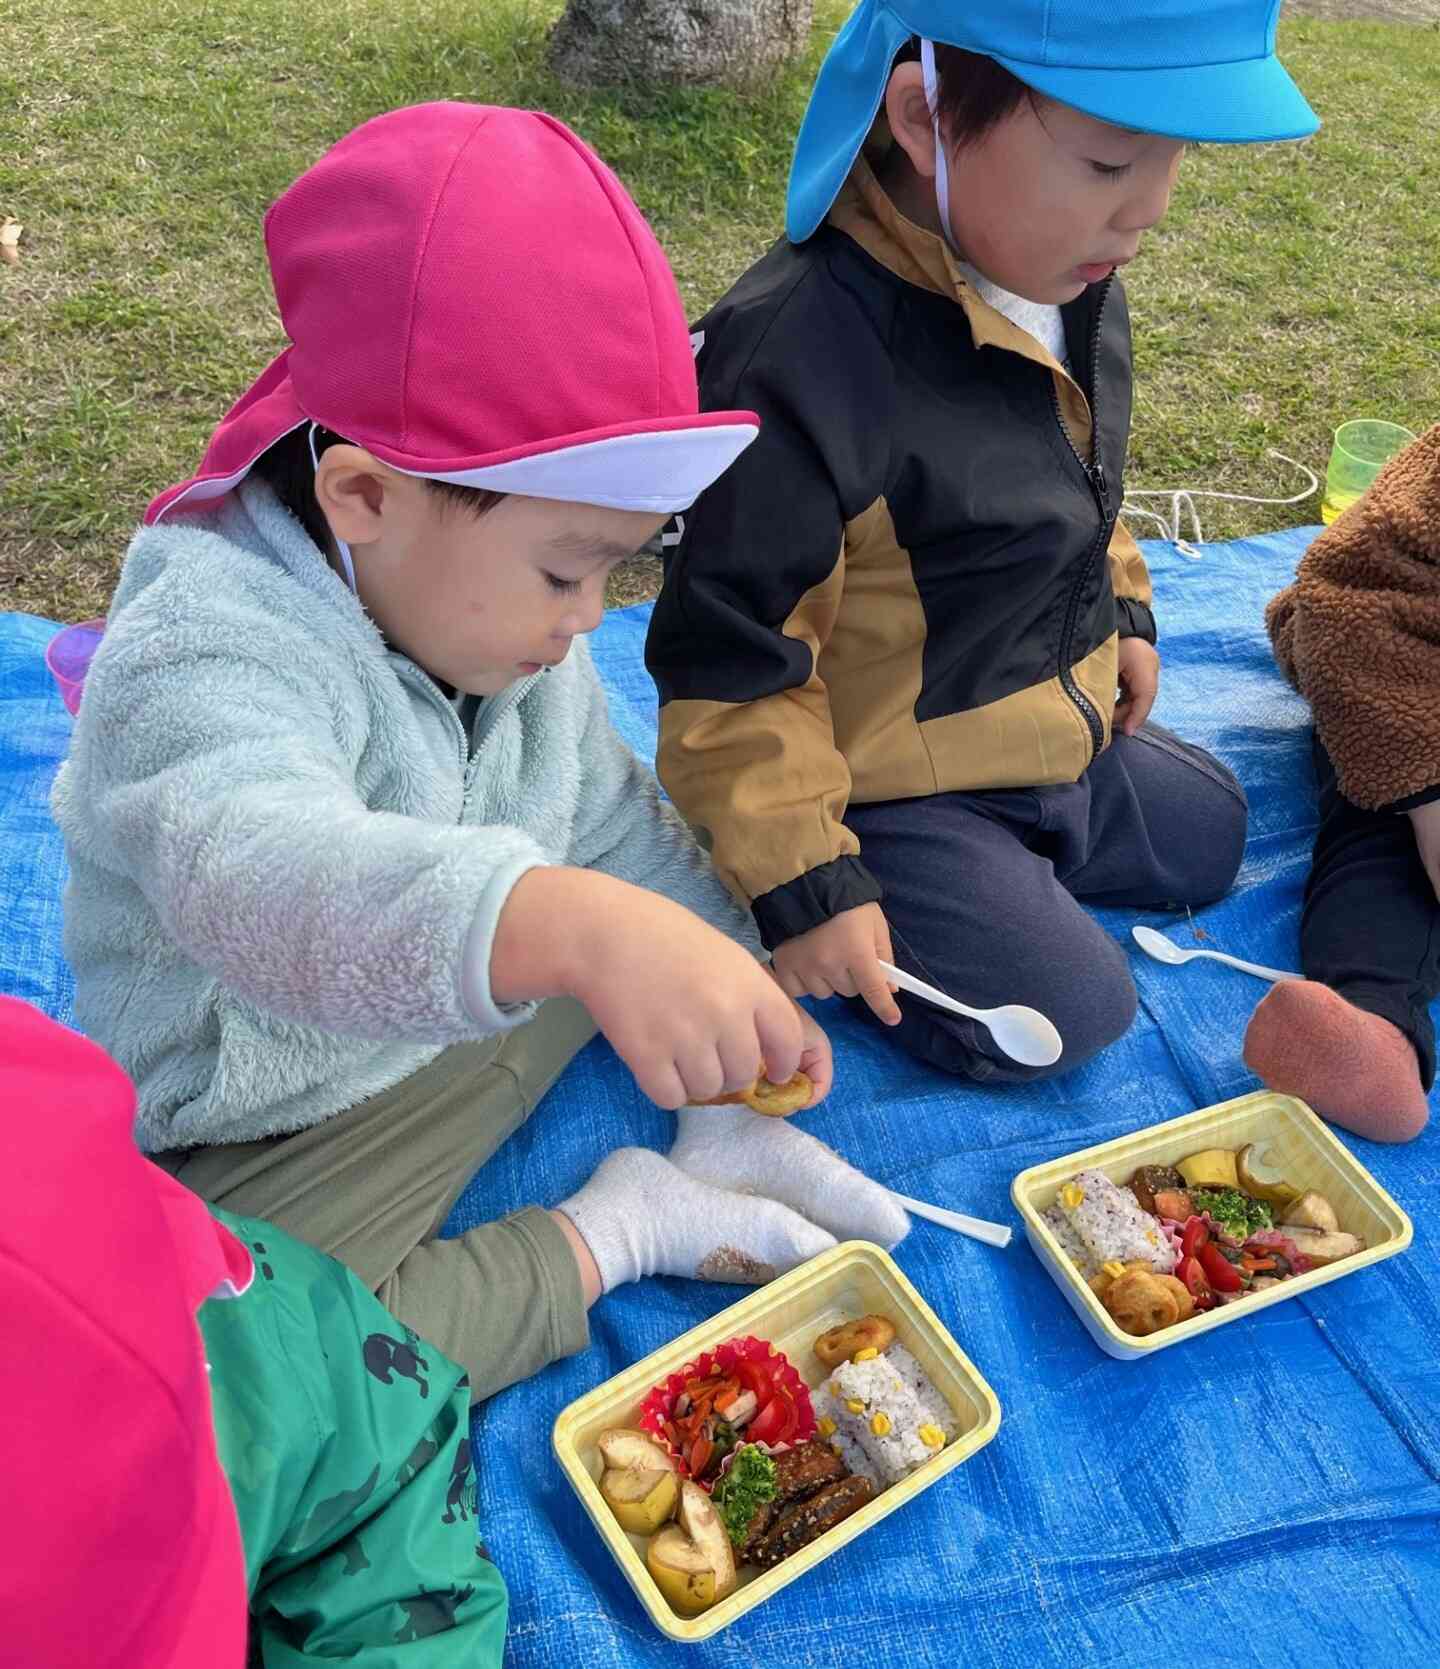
[
  {"xmin": 920, "ymin": 39, "xmax": 959, "ymax": 256},
  {"xmin": 308, "ymin": 422, "xmax": 358, "ymax": 593}
]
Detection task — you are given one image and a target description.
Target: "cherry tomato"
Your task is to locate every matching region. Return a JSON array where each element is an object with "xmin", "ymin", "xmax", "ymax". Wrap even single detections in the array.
[{"xmin": 1197, "ymin": 1240, "xmax": 1244, "ymax": 1293}]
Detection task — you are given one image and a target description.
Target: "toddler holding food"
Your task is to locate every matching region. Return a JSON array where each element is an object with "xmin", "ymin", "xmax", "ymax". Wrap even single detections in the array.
[
  {"xmin": 647, "ymin": 0, "xmax": 1317, "ymax": 1083},
  {"xmin": 52, "ymin": 103, "xmax": 906, "ymax": 1405}
]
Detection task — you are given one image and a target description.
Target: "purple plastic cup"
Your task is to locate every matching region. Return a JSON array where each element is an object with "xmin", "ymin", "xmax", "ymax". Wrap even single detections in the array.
[{"xmin": 44, "ymin": 619, "xmax": 106, "ymax": 716}]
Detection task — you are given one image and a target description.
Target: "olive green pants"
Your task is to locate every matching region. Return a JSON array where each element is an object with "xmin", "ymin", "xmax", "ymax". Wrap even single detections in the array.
[{"xmin": 155, "ymin": 999, "xmax": 597, "ymax": 1403}]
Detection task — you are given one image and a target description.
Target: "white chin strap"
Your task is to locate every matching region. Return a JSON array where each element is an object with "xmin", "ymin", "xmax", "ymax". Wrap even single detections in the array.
[
  {"xmin": 920, "ymin": 39, "xmax": 958, "ymax": 254},
  {"xmin": 308, "ymin": 422, "xmax": 357, "ymax": 593}
]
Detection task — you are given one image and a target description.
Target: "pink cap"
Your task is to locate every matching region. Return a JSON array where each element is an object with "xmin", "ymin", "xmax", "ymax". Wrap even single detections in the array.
[
  {"xmin": 146, "ymin": 103, "xmax": 757, "ymax": 524},
  {"xmin": 0, "ymin": 998, "xmax": 253, "ymax": 1668}
]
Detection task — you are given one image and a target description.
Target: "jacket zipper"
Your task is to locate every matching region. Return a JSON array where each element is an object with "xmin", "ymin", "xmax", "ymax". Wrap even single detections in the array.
[
  {"xmin": 394, "ymin": 659, "xmax": 468, "ymax": 776},
  {"xmin": 392, "ymin": 659, "xmax": 544, "ymax": 801},
  {"xmin": 467, "ymin": 672, "xmax": 543, "ymax": 769},
  {"xmin": 1048, "ymin": 273, "xmax": 1115, "ymax": 759}
]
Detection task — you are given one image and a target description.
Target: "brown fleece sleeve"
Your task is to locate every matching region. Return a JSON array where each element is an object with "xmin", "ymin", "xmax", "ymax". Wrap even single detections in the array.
[{"xmin": 1264, "ymin": 424, "xmax": 1440, "ymax": 810}]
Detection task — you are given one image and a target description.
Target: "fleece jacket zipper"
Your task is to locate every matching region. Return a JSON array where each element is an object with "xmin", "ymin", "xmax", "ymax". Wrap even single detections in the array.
[
  {"xmin": 393, "ymin": 659, "xmax": 544, "ymax": 809},
  {"xmin": 1048, "ymin": 273, "xmax": 1116, "ymax": 759}
]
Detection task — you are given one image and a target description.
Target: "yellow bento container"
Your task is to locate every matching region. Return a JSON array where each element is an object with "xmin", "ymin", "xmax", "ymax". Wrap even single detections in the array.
[
  {"xmin": 551, "ymin": 1240, "xmax": 1001, "ymax": 1641},
  {"xmin": 1011, "ymin": 1089, "xmax": 1412, "ymax": 1360}
]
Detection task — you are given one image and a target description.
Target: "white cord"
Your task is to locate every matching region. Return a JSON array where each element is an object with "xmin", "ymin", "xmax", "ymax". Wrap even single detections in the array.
[
  {"xmin": 1122, "ymin": 450, "xmax": 1320, "ymax": 560},
  {"xmin": 308, "ymin": 421, "xmax": 358, "ymax": 592}
]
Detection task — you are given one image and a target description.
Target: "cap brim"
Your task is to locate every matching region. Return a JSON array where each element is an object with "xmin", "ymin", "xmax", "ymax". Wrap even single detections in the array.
[
  {"xmin": 373, "ymin": 413, "xmax": 760, "ymax": 514},
  {"xmin": 993, "ymin": 47, "xmax": 1319, "ymax": 143},
  {"xmin": 149, "ymin": 347, "xmax": 757, "ymax": 523}
]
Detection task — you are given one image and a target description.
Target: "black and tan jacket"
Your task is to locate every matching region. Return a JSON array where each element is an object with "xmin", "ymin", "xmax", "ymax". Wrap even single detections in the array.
[{"xmin": 646, "ymin": 153, "xmax": 1155, "ymax": 949}]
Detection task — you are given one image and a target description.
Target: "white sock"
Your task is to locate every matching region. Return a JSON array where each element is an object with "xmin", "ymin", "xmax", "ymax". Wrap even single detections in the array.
[
  {"xmin": 558, "ymin": 1148, "xmax": 836, "ymax": 1294},
  {"xmin": 669, "ymin": 1108, "xmax": 910, "ymax": 1249}
]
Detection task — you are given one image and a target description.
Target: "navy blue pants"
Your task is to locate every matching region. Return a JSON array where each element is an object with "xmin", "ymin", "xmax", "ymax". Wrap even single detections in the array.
[
  {"xmin": 842, "ymin": 724, "xmax": 1248, "ymax": 1082},
  {"xmin": 1303, "ymin": 734, "xmax": 1440, "ymax": 1090}
]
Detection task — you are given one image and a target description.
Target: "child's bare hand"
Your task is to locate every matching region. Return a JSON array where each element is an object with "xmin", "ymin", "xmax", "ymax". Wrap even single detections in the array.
[
  {"xmin": 790, "ymin": 996, "xmax": 835, "ymax": 1106},
  {"xmin": 1408, "ymin": 802, "xmax": 1440, "ymax": 904},
  {"xmin": 771, "ymin": 903, "xmax": 901, "ymax": 1027},
  {"xmin": 532, "ymin": 876, "xmax": 802, "ymax": 1109},
  {"xmin": 1114, "ymin": 637, "xmax": 1160, "ymax": 736}
]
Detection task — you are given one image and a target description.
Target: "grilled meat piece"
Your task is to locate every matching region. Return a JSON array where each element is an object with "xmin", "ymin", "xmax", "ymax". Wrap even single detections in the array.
[
  {"xmin": 750, "ymin": 1475, "xmax": 874, "ymax": 1569},
  {"xmin": 770, "ymin": 1440, "xmax": 847, "ymax": 1505},
  {"xmin": 737, "ymin": 1499, "xmax": 776, "ymax": 1560},
  {"xmin": 735, "ymin": 1441, "xmax": 848, "ymax": 1562}
]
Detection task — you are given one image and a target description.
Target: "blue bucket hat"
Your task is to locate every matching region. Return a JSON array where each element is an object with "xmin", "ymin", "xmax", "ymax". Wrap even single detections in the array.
[{"xmin": 787, "ymin": 0, "xmax": 1319, "ymax": 241}]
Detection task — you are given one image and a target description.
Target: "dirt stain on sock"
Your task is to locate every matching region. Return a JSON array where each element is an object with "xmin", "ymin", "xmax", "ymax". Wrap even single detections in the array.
[{"xmin": 697, "ymin": 1246, "xmax": 774, "ymax": 1283}]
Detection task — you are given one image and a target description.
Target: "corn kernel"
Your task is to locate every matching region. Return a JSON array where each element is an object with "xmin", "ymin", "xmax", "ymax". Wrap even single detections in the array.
[
  {"xmin": 1102, "ymin": 1260, "xmax": 1126, "ymax": 1278},
  {"xmin": 1060, "ymin": 1183, "xmax": 1085, "ymax": 1211},
  {"xmin": 852, "ymin": 1347, "xmax": 879, "ymax": 1362},
  {"xmin": 845, "ymin": 1398, "xmax": 866, "ymax": 1414},
  {"xmin": 828, "ymin": 1381, "xmax": 842, "ymax": 1397},
  {"xmin": 918, "ymin": 1424, "xmax": 945, "ymax": 1449},
  {"xmin": 817, "ymin": 1417, "xmax": 837, "ymax": 1437},
  {"xmin": 870, "ymin": 1411, "xmax": 893, "ymax": 1437}
]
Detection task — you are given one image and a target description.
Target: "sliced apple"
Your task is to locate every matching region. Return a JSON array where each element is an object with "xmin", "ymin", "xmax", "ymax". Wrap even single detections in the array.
[
  {"xmin": 646, "ymin": 1480, "xmax": 737, "ymax": 1616},
  {"xmin": 596, "ymin": 1428, "xmax": 678, "ymax": 1473},
  {"xmin": 1279, "ymin": 1191, "xmax": 1340, "ymax": 1234},
  {"xmin": 601, "ymin": 1465, "xmax": 679, "ymax": 1535},
  {"xmin": 1235, "ymin": 1143, "xmax": 1301, "ymax": 1209}
]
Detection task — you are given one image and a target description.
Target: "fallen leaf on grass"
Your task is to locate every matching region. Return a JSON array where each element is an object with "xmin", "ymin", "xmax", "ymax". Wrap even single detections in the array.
[{"xmin": 0, "ymin": 218, "xmax": 22, "ymax": 266}]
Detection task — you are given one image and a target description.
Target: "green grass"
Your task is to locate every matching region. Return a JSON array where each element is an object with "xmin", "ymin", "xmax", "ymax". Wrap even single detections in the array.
[{"xmin": 2, "ymin": 1, "xmax": 1437, "ymax": 620}]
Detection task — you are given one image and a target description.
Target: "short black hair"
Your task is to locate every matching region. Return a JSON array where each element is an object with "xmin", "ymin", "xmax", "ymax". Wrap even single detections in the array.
[
  {"xmin": 893, "ymin": 39, "xmax": 1035, "ymax": 152},
  {"xmin": 251, "ymin": 424, "xmax": 504, "ymax": 552}
]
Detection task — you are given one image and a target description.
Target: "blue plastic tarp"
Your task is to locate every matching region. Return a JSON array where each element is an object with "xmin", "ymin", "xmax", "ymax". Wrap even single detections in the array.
[{"xmin": 2, "ymin": 526, "xmax": 1437, "ymax": 1666}]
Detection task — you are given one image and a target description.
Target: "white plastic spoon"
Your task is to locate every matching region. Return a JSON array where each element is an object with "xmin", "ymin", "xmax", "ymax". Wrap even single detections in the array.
[
  {"xmin": 887, "ymin": 1191, "xmax": 1012, "ymax": 1249},
  {"xmin": 876, "ymin": 959, "xmax": 1063, "ymax": 1068},
  {"xmin": 1131, "ymin": 924, "xmax": 1302, "ymax": 985}
]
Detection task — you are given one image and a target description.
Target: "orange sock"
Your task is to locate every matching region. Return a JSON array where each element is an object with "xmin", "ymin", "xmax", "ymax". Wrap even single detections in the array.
[{"xmin": 1243, "ymin": 981, "xmax": 1429, "ymax": 1144}]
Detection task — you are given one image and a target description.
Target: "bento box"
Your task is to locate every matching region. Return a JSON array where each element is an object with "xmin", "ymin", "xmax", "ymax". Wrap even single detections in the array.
[
  {"xmin": 552, "ymin": 1240, "xmax": 1001, "ymax": 1641},
  {"xmin": 1011, "ymin": 1089, "xmax": 1412, "ymax": 1360}
]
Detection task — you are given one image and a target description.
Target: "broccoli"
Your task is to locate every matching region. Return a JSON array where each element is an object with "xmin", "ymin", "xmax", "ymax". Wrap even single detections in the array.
[
  {"xmin": 1190, "ymin": 1187, "xmax": 1273, "ymax": 1240},
  {"xmin": 711, "ymin": 1444, "xmax": 778, "ymax": 1547}
]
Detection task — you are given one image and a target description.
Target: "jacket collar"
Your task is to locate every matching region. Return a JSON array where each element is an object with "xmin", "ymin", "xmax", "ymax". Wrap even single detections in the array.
[{"xmin": 826, "ymin": 130, "xmax": 1081, "ymax": 377}]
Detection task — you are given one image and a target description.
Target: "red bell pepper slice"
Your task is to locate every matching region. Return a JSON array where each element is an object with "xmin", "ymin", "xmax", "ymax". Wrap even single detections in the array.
[{"xmin": 1197, "ymin": 1240, "xmax": 1244, "ymax": 1293}]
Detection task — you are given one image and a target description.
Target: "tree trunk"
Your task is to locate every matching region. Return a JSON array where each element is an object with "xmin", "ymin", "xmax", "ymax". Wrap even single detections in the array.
[{"xmin": 548, "ymin": 0, "xmax": 814, "ymax": 88}]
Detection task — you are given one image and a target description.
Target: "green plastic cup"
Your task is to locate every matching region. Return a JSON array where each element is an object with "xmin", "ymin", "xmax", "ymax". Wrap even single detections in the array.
[{"xmin": 1321, "ymin": 419, "xmax": 1417, "ymax": 525}]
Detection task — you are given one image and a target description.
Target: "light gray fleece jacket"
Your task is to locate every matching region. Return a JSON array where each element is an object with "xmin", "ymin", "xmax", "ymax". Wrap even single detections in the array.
[{"xmin": 52, "ymin": 479, "xmax": 758, "ymax": 1152}]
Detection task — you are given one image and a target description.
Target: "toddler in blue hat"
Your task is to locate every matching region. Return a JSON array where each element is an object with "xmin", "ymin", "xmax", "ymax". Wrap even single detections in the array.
[{"xmin": 647, "ymin": 0, "xmax": 1317, "ymax": 1083}]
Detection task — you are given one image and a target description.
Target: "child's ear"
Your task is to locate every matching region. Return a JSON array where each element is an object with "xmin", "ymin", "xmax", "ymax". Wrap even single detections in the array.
[
  {"xmin": 314, "ymin": 445, "xmax": 394, "ymax": 546},
  {"xmin": 884, "ymin": 61, "xmax": 940, "ymax": 182}
]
